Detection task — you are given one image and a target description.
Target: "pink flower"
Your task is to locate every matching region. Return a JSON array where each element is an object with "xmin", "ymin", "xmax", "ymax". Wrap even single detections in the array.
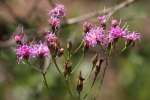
[
  {"xmin": 83, "ymin": 27, "xmax": 104, "ymax": 47},
  {"xmin": 48, "ymin": 4, "xmax": 65, "ymax": 29},
  {"xmin": 16, "ymin": 44, "xmax": 31, "ymax": 63},
  {"xmin": 15, "ymin": 34, "xmax": 23, "ymax": 42},
  {"xmin": 45, "ymin": 32, "xmax": 58, "ymax": 47},
  {"xmin": 48, "ymin": 18, "xmax": 61, "ymax": 29},
  {"xmin": 109, "ymin": 26, "xmax": 126, "ymax": 40},
  {"xmin": 123, "ymin": 32, "xmax": 141, "ymax": 42},
  {"xmin": 31, "ymin": 43, "xmax": 50, "ymax": 58},
  {"xmin": 48, "ymin": 4, "xmax": 65, "ymax": 19}
]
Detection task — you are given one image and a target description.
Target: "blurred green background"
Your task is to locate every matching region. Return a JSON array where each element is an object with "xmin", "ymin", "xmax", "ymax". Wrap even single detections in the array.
[{"xmin": 0, "ymin": 0, "xmax": 150, "ymax": 100}]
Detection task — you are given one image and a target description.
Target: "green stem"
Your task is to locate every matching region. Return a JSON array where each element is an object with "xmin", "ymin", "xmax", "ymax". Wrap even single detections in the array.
[
  {"xmin": 109, "ymin": 42, "xmax": 113, "ymax": 56},
  {"xmin": 71, "ymin": 48, "xmax": 85, "ymax": 74},
  {"xmin": 51, "ymin": 56, "xmax": 75, "ymax": 99},
  {"xmin": 52, "ymin": 56, "xmax": 63, "ymax": 76},
  {"xmin": 65, "ymin": 78, "xmax": 75, "ymax": 99},
  {"xmin": 121, "ymin": 42, "xmax": 127, "ymax": 52},
  {"xmin": 73, "ymin": 41, "xmax": 84, "ymax": 55},
  {"xmin": 26, "ymin": 61, "xmax": 42, "ymax": 73},
  {"xmin": 42, "ymin": 73, "xmax": 49, "ymax": 89},
  {"xmin": 78, "ymin": 92, "xmax": 81, "ymax": 100}
]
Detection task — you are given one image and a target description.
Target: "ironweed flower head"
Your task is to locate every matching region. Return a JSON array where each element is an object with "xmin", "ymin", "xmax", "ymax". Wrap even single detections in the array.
[
  {"xmin": 48, "ymin": 18, "xmax": 61, "ymax": 29},
  {"xmin": 109, "ymin": 26, "xmax": 126, "ymax": 40},
  {"xmin": 48, "ymin": 4, "xmax": 65, "ymax": 30},
  {"xmin": 48, "ymin": 4, "xmax": 65, "ymax": 19},
  {"xmin": 83, "ymin": 27, "xmax": 104, "ymax": 47},
  {"xmin": 123, "ymin": 32, "xmax": 141, "ymax": 42},
  {"xmin": 16, "ymin": 44, "xmax": 32, "ymax": 63},
  {"xmin": 31, "ymin": 43, "xmax": 50, "ymax": 58},
  {"xmin": 45, "ymin": 32, "xmax": 59, "ymax": 48}
]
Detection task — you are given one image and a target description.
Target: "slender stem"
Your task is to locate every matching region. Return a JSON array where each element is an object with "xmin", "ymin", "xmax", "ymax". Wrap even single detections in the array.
[
  {"xmin": 73, "ymin": 41, "xmax": 84, "ymax": 55},
  {"xmin": 25, "ymin": 61, "xmax": 42, "ymax": 73},
  {"xmin": 52, "ymin": 56, "xmax": 63, "ymax": 75},
  {"xmin": 42, "ymin": 73, "xmax": 49, "ymax": 89},
  {"xmin": 71, "ymin": 48, "xmax": 85, "ymax": 74},
  {"xmin": 51, "ymin": 56, "xmax": 75, "ymax": 99},
  {"xmin": 83, "ymin": 86, "xmax": 93, "ymax": 100},
  {"xmin": 65, "ymin": 78, "xmax": 75, "ymax": 99},
  {"xmin": 121, "ymin": 41, "xmax": 127, "ymax": 52},
  {"xmin": 78, "ymin": 92, "xmax": 81, "ymax": 100},
  {"xmin": 100, "ymin": 59, "xmax": 108, "ymax": 85}
]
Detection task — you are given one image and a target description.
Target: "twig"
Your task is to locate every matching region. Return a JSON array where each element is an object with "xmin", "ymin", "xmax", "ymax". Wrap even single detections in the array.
[{"xmin": 65, "ymin": 0, "xmax": 136, "ymax": 25}]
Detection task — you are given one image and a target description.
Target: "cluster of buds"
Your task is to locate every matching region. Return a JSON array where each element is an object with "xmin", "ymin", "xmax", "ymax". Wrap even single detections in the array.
[{"xmin": 83, "ymin": 16, "xmax": 141, "ymax": 50}]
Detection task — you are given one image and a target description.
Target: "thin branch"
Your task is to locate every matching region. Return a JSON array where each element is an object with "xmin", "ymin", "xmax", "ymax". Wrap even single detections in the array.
[{"xmin": 65, "ymin": 0, "xmax": 136, "ymax": 25}]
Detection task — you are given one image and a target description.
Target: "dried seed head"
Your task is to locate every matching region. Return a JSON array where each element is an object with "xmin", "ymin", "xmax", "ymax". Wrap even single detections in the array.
[
  {"xmin": 77, "ymin": 71, "xmax": 85, "ymax": 94},
  {"xmin": 64, "ymin": 60, "xmax": 72, "ymax": 77},
  {"xmin": 92, "ymin": 58, "xmax": 104, "ymax": 87},
  {"xmin": 92, "ymin": 54, "xmax": 99, "ymax": 67}
]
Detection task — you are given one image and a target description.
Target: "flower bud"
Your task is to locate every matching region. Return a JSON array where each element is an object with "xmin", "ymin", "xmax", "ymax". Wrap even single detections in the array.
[
  {"xmin": 14, "ymin": 34, "xmax": 24, "ymax": 44},
  {"xmin": 98, "ymin": 16, "xmax": 107, "ymax": 29},
  {"xmin": 57, "ymin": 48, "xmax": 64, "ymax": 57},
  {"xmin": 111, "ymin": 19, "xmax": 119, "ymax": 27}
]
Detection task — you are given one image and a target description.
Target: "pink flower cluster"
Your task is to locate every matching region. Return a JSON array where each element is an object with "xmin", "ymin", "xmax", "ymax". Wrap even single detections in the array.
[
  {"xmin": 15, "ymin": 4, "xmax": 141, "ymax": 63},
  {"xmin": 83, "ymin": 16, "xmax": 141, "ymax": 48},
  {"xmin": 16, "ymin": 43, "xmax": 50, "ymax": 63},
  {"xmin": 48, "ymin": 4, "xmax": 65, "ymax": 30},
  {"xmin": 15, "ymin": 5, "xmax": 65, "ymax": 63},
  {"xmin": 15, "ymin": 31, "xmax": 59, "ymax": 63},
  {"xmin": 83, "ymin": 27, "xmax": 105, "ymax": 47}
]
